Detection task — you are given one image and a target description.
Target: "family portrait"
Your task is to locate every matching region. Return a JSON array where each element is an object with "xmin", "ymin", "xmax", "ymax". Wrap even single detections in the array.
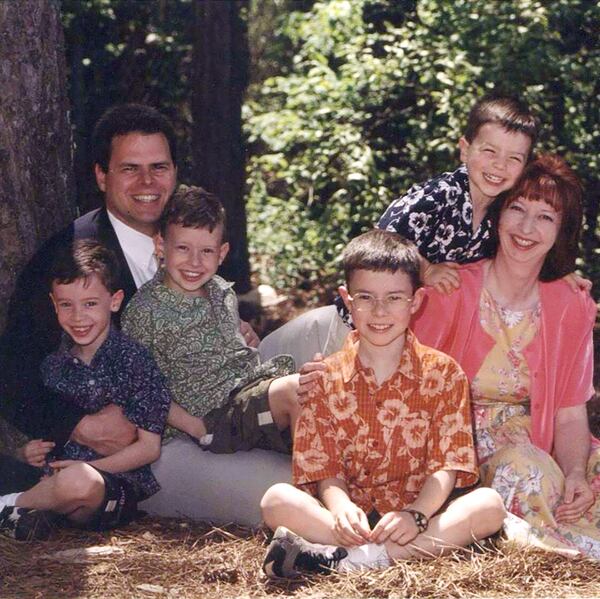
[{"xmin": 0, "ymin": 0, "xmax": 598, "ymax": 597}]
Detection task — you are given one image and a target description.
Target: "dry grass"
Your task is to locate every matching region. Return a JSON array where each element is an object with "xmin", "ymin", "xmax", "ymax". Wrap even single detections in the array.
[{"xmin": 2, "ymin": 516, "xmax": 600, "ymax": 599}]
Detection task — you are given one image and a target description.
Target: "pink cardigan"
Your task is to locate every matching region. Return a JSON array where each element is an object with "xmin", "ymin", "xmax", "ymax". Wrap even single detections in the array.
[{"xmin": 411, "ymin": 260, "xmax": 597, "ymax": 454}]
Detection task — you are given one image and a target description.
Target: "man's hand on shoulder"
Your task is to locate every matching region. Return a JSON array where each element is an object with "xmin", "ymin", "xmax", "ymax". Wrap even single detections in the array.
[
  {"xmin": 297, "ymin": 353, "xmax": 327, "ymax": 403},
  {"xmin": 240, "ymin": 319, "xmax": 259, "ymax": 348},
  {"xmin": 16, "ymin": 439, "xmax": 55, "ymax": 467},
  {"xmin": 71, "ymin": 404, "xmax": 137, "ymax": 456}
]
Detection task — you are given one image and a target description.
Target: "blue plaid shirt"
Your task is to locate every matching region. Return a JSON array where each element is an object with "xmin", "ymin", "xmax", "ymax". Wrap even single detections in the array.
[{"xmin": 41, "ymin": 327, "xmax": 171, "ymax": 500}]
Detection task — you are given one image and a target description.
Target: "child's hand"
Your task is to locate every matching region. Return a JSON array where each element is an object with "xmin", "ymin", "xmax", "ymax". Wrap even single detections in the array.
[
  {"xmin": 330, "ymin": 503, "xmax": 371, "ymax": 547},
  {"xmin": 563, "ymin": 272, "xmax": 592, "ymax": 293},
  {"xmin": 297, "ymin": 353, "xmax": 327, "ymax": 403},
  {"xmin": 370, "ymin": 510, "xmax": 419, "ymax": 546},
  {"xmin": 17, "ymin": 439, "xmax": 55, "ymax": 467},
  {"xmin": 423, "ymin": 262, "xmax": 461, "ymax": 294},
  {"xmin": 47, "ymin": 459, "xmax": 80, "ymax": 472}
]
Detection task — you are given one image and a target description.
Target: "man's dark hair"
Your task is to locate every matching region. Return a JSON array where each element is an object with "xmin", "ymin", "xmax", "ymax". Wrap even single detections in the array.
[
  {"xmin": 159, "ymin": 185, "xmax": 227, "ymax": 241},
  {"xmin": 464, "ymin": 94, "xmax": 539, "ymax": 153},
  {"xmin": 49, "ymin": 239, "xmax": 121, "ymax": 294},
  {"xmin": 92, "ymin": 103, "xmax": 177, "ymax": 172},
  {"xmin": 343, "ymin": 229, "xmax": 421, "ymax": 291}
]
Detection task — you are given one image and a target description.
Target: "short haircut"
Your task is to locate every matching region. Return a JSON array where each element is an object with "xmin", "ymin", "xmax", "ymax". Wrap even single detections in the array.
[
  {"xmin": 492, "ymin": 154, "xmax": 583, "ymax": 282},
  {"xmin": 464, "ymin": 94, "xmax": 538, "ymax": 151},
  {"xmin": 92, "ymin": 103, "xmax": 177, "ymax": 172},
  {"xmin": 343, "ymin": 229, "xmax": 422, "ymax": 291},
  {"xmin": 159, "ymin": 185, "xmax": 227, "ymax": 240},
  {"xmin": 49, "ymin": 239, "xmax": 121, "ymax": 294}
]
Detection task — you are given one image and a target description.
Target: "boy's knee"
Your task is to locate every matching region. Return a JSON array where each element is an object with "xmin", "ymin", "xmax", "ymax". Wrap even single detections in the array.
[
  {"xmin": 55, "ymin": 463, "xmax": 105, "ymax": 503},
  {"xmin": 468, "ymin": 487, "xmax": 506, "ymax": 537},
  {"xmin": 260, "ymin": 483, "xmax": 294, "ymax": 521}
]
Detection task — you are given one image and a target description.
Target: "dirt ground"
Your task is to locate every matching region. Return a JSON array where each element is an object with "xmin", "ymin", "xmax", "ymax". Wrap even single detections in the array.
[{"xmin": 2, "ymin": 517, "xmax": 600, "ymax": 599}]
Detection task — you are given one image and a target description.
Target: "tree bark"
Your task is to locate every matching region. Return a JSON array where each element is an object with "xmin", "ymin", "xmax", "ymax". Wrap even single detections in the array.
[
  {"xmin": 0, "ymin": 0, "xmax": 75, "ymax": 334},
  {"xmin": 192, "ymin": 0, "xmax": 251, "ymax": 292}
]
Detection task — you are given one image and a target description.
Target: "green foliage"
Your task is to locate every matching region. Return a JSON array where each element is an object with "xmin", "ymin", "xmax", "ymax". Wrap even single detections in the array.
[{"xmin": 245, "ymin": 0, "xmax": 600, "ymax": 296}]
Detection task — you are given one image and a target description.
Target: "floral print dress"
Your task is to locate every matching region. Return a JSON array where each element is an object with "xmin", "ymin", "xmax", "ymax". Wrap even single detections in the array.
[{"xmin": 471, "ymin": 289, "xmax": 600, "ymax": 559}]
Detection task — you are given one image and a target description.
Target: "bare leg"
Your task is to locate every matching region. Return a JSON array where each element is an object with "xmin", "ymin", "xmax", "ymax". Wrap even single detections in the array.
[
  {"xmin": 261, "ymin": 482, "xmax": 339, "ymax": 543},
  {"xmin": 385, "ymin": 487, "xmax": 506, "ymax": 560},
  {"xmin": 268, "ymin": 374, "xmax": 301, "ymax": 436},
  {"xmin": 15, "ymin": 463, "xmax": 105, "ymax": 523}
]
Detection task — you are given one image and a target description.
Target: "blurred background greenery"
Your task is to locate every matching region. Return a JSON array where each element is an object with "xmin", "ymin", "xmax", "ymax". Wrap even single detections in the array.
[{"xmin": 61, "ymin": 0, "xmax": 599, "ymax": 301}]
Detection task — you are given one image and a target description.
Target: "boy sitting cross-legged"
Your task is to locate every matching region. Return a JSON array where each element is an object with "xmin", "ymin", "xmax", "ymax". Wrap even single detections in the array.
[
  {"xmin": 261, "ymin": 230, "xmax": 505, "ymax": 577},
  {"xmin": 122, "ymin": 186, "xmax": 299, "ymax": 454},
  {"xmin": 0, "ymin": 240, "xmax": 171, "ymax": 540}
]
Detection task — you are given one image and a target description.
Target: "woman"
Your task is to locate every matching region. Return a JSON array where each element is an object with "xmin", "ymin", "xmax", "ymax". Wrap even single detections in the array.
[{"xmin": 412, "ymin": 154, "xmax": 599, "ymax": 558}]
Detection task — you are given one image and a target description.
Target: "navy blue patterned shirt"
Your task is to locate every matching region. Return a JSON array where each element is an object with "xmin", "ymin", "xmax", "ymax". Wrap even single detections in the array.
[
  {"xmin": 377, "ymin": 164, "xmax": 496, "ymax": 264},
  {"xmin": 41, "ymin": 327, "xmax": 171, "ymax": 500},
  {"xmin": 336, "ymin": 165, "xmax": 497, "ymax": 324}
]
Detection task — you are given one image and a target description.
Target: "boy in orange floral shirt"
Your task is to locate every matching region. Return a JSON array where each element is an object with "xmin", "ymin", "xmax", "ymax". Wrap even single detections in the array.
[{"xmin": 261, "ymin": 230, "xmax": 505, "ymax": 578}]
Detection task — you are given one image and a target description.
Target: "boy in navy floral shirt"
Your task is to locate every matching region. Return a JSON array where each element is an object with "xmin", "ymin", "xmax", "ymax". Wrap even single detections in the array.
[
  {"xmin": 379, "ymin": 94, "xmax": 537, "ymax": 293},
  {"xmin": 0, "ymin": 240, "xmax": 171, "ymax": 541}
]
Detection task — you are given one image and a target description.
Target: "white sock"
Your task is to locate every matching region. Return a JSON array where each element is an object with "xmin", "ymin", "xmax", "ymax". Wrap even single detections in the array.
[
  {"xmin": 0, "ymin": 493, "xmax": 23, "ymax": 510},
  {"xmin": 338, "ymin": 542, "xmax": 392, "ymax": 572}
]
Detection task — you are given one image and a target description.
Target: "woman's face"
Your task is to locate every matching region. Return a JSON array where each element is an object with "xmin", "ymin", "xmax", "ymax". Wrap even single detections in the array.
[{"xmin": 498, "ymin": 196, "xmax": 562, "ymax": 269}]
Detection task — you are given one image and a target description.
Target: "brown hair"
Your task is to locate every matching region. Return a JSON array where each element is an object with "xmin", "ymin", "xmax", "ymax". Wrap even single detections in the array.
[
  {"xmin": 159, "ymin": 185, "xmax": 227, "ymax": 241},
  {"xmin": 343, "ymin": 229, "xmax": 421, "ymax": 291},
  {"xmin": 464, "ymin": 94, "xmax": 538, "ymax": 154},
  {"xmin": 49, "ymin": 239, "xmax": 121, "ymax": 293},
  {"xmin": 493, "ymin": 154, "xmax": 583, "ymax": 281}
]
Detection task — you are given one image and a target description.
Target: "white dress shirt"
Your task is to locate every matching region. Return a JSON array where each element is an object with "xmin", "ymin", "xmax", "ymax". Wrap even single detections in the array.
[{"xmin": 107, "ymin": 211, "xmax": 158, "ymax": 288}]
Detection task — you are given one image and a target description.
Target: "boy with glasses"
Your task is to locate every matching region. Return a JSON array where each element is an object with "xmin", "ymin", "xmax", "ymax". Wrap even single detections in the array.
[{"xmin": 260, "ymin": 229, "xmax": 505, "ymax": 578}]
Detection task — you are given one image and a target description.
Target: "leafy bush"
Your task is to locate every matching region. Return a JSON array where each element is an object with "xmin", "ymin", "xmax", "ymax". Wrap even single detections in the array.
[{"xmin": 245, "ymin": 0, "xmax": 600, "ymax": 298}]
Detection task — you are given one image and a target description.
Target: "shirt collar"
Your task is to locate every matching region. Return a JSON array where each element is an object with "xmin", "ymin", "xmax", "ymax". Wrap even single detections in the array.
[
  {"xmin": 340, "ymin": 329, "xmax": 421, "ymax": 384},
  {"xmin": 149, "ymin": 269, "xmax": 234, "ymax": 307},
  {"xmin": 57, "ymin": 324, "xmax": 120, "ymax": 366},
  {"xmin": 107, "ymin": 210, "xmax": 156, "ymax": 269}
]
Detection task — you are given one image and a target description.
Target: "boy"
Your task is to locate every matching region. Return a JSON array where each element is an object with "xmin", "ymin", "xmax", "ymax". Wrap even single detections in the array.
[
  {"xmin": 122, "ymin": 186, "xmax": 299, "ymax": 454},
  {"xmin": 378, "ymin": 93, "xmax": 537, "ymax": 293},
  {"xmin": 0, "ymin": 240, "xmax": 171, "ymax": 541},
  {"xmin": 260, "ymin": 230, "xmax": 505, "ymax": 577}
]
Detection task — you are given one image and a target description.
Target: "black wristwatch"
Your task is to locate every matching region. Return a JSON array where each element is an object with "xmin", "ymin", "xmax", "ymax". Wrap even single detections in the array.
[{"xmin": 400, "ymin": 508, "xmax": 429, "ymax": 533}]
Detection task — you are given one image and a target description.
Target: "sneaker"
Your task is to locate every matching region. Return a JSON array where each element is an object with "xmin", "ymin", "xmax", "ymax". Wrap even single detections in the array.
[
  {"xmin": 0, "ymin": 505, "xmax": 54, "ymax": 541},
  {"xmin": 263, "ymin": 526, "xmax": 348, "ymax": 579}
]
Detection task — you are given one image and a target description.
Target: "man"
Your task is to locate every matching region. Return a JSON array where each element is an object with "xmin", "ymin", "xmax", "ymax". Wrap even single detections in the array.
[{"xmin": 0, "ymin": 104, "xmax": 256, "ymax": 468}]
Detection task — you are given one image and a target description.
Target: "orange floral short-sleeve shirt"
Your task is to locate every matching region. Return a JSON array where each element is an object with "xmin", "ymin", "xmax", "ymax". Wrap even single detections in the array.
[{"xmin": 293, "ymin": 330, "xmax": 478, "ymax": 514}]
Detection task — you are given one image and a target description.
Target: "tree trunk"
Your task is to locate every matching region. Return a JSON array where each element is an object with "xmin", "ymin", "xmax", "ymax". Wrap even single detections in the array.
[
  {"xmin": 192, "ymin": 0, "xmax": 251, "ymax": 292},
  {"xmin": 0, "ymin": 0, "xmax": 75, "ymax": 335}
]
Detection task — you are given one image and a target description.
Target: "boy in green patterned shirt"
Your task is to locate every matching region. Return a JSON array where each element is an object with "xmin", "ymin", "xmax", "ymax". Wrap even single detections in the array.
[{"xmin": 122, "ymin": 186, "xmax": 300, "ymax": 454}]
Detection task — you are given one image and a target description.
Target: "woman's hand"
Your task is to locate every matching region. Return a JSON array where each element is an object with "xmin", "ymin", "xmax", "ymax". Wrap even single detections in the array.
[
  {"xmin": 370, "ymin": 510, "xmax": 419, "ymax": 546},
  {"xmin": 555, "ymin": 471, "xmax": 595, "ymax": 523},
  {"xmin": 330, "ymin": 502, "xmax": 371, "ymax": 547},
  {"xmin": 423, "ymin": 262, "xmax": 461, "ymax": 294}
]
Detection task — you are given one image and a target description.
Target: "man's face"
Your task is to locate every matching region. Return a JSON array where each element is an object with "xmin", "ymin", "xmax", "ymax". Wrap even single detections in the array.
[{"xmin": 95, "ymin": 132, "xmax": 177, "ymax": 237}]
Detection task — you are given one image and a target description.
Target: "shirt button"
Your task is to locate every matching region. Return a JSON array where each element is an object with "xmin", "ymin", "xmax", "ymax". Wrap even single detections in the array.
[
  {"xmin": 88, "ymin": 379, "xmax": 96, "ymax": 386},
  {"xmin": 364, "ymin": 470, "xmax": 370, "ymax": 476}
]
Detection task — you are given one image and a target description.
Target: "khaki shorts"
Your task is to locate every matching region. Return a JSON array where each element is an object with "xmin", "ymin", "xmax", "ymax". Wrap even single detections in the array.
[{"xmin": 201, "ymin": 376, "xmax": 292, "ymax": 454}]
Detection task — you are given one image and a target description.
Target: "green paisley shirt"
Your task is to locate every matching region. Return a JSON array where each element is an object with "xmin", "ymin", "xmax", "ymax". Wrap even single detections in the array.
[{"xmin": 122, "ymin": 271, "xmax": 294, "ymax": 441}]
